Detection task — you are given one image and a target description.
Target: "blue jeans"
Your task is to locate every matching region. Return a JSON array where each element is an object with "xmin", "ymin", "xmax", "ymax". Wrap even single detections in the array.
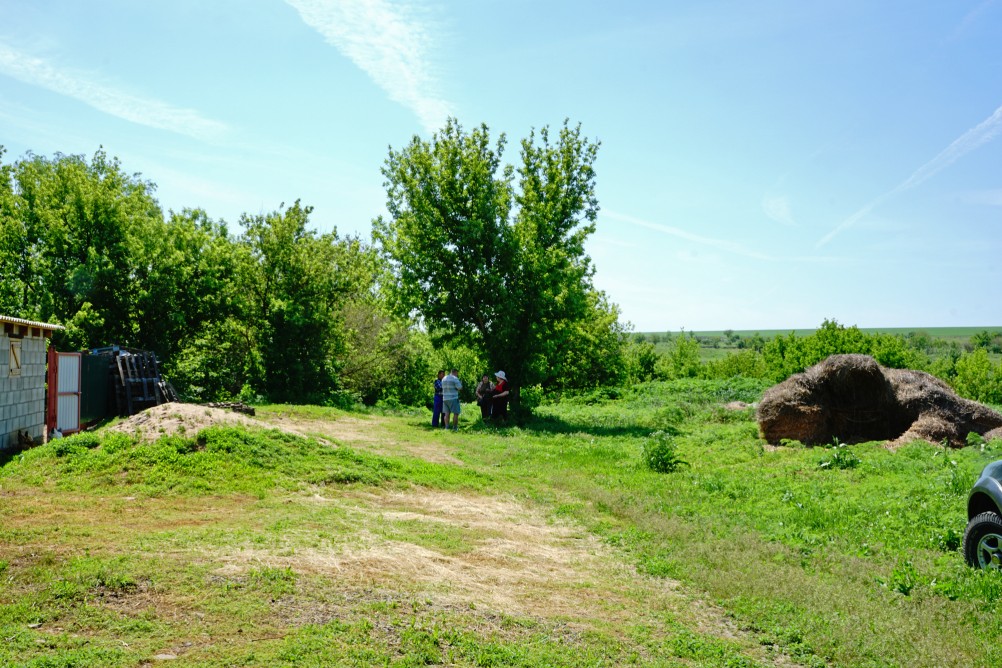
[{"xmin": 432, "ymin": 395, "xmax": 444, "ymax": 427}]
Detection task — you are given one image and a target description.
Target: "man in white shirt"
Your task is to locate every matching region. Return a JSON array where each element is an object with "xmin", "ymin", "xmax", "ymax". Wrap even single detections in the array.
[{"xmin": 441, "ymin": 368, "xmax": 463, "ymax": 431}]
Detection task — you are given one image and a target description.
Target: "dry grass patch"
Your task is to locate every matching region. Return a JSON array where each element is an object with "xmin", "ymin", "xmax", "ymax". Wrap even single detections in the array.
[
  {"xmin": 197, "ymin": 487, "xmax": 795, "ymax": 665},
  {"xmin": 259, "ymin": 408, "xmax": 466, "ymax": 465}
]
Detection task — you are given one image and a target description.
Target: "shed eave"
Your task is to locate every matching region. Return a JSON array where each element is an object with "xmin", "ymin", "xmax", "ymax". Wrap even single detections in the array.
[{"xmin": 0, "ymin": 315, "xmax": 65, "ymax": 331}]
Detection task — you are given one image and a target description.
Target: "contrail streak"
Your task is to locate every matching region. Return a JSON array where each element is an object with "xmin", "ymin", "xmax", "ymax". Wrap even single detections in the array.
[{"xmin": 818, "ymin": 103, "xmax": 1002, "ymax": 247}]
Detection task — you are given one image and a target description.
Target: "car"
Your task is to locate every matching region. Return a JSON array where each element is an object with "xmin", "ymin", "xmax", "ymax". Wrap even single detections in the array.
[{"xmin": 964, "ymin": 460, "xmax": 1002, "ymax": 569}]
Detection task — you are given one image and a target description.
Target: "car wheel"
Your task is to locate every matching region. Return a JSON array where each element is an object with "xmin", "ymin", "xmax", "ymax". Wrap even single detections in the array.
[{"xmin": 963, "ymin": 511, "xmax": 1002, "ymax": 569}]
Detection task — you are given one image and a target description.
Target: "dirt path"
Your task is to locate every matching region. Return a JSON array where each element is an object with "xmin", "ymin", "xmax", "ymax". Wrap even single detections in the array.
[
  {"xmin": 107, "ymin": 404, "xmax": 796, "ymax": 664},
  {"xmin": 257, "ymin": 407, "xmax": 795, "ymax": 665},
  {"xmin": 257, "ymin": 407, "xmax": 466, "ymax": 465}
]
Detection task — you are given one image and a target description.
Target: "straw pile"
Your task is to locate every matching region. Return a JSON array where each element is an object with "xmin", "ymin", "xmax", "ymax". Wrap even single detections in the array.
[{"xmin": 757, "ymin": 354, "xmax": 1002, "ymax": 447}]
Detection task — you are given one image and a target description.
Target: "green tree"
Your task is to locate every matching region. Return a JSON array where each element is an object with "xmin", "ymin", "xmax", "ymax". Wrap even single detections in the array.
[
  {"xmin": 761, "ymin": 319, "xmax": 925, "ymax": 381},
  {"xmin": 546, "ymin": 290, "xmax": 627, "ymax": 388},
  {"xmin": 374, "ymin": 119, "xmax": 617, "ymax": 413},
  {"xmin": 626, "ymin": 340, "xmax": 659, "ymax": 382},
  {"xmin": 971, "ymin": 330, "xmax": 1002, "ymax": 355},
  {"xmin": 338, "ymin": 300, "xmax": 433, "ymax": 406},
  {"xmin": 655, "ymin": 334, "xmax": 702, "ymax": 379},
  {"xmin": 2, "ymin": 149, "xmax": 162, "ymax": 348},
  {"xmin": 132, "ymin": 209, "xmax": 242, "ymax": 362},
  {"xmin": 954, "ymin": 349, "xmax": 1002, "ymax": 405},
  {"xmin": 0, "ymin": 146, "xmax": 25, "ymax": 313},
  {"xmin": 238, "ymin": 202, "xmax": 376, "ymax": 403}
]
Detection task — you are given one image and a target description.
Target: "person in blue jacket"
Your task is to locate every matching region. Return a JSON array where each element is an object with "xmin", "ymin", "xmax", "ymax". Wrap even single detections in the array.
[{"xmin": 432, "ymin": 370, "xmax": 446, "ymax": 428}]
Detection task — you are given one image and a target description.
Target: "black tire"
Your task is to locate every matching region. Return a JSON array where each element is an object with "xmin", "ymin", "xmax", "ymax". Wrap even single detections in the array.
[{"xmin": 963, "ymin": 511, "xmax": 1002, "ymax": 569}]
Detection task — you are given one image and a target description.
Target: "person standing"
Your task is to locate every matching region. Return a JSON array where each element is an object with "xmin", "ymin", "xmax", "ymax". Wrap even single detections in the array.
[
  {"xmin": 432, "ymin": 370, "xmax": 446, "ymax": 428},
  {"xmin": 441, "ymin": 367, "xmax": 463, "ymax": 431},
  {"xmin": 492, "ymin": 370, "xmax": 510, "ymax": 422},
  {"xmin": 475, "ymin": 374, "xmax": 494, "ymax": 421}
]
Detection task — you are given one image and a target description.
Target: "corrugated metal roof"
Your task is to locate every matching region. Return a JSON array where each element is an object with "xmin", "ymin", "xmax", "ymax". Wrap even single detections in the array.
[{"xmin": 0, "ymin": 315, "xmax": 65, "ymax": 330}]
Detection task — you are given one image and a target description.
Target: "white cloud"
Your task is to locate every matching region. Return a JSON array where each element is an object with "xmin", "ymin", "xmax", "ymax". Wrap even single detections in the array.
[
  {"xmin": 285, "ymin": 0, "xmax": 452, "ymax": 133},
  {"xmin": 761, "ymin": 195, "xmax": 796, "ymax": 226},
  {"xmin": 0, "ymin": 43, "xmax": 227, "ymax": 142},
  {"xmin": 818, "ymin": 103, "xmax": 1002, "ymax": 247}
]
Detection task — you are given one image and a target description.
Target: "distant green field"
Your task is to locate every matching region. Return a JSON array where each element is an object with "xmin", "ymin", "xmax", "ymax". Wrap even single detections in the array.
[
  {"xmin": 635, "ymin": 326, "xmax": 1002, "ymax": 362},
  {"xmin": 687, "ymin": 326, "xmax": 998, "ymax": 340},
  {"xmin": 636, "ymin": 326, "xmax": 999, "ymax": 342}
]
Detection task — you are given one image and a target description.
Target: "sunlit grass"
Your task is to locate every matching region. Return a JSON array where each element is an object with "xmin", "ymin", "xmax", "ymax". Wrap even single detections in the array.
[{"xmin": 3, "ymin": 379, "xmax": 1002, "ymax": 666}]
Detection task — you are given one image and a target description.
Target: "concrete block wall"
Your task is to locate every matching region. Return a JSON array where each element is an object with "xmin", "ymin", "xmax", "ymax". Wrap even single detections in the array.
[{"xmin": 0, "ymin": 333, "xmax": 47, "ymax": 449}]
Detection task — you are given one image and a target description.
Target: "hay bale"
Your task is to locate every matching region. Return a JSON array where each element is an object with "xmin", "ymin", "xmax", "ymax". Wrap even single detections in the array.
[{"xmin": 757, "ymin": 354, "xmax": 1002, "ymax": 447}]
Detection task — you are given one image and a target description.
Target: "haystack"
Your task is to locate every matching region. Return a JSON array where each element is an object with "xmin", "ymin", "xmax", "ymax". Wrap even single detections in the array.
[{"xmin": 757, "ymin": 354, "xmax": 1002, "ymax": 447}]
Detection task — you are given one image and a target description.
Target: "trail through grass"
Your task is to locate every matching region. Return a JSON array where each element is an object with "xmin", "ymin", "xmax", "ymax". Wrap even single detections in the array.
[{"xmin": 3, "ymin": 381, "xmax": 1002, "ymax": 666}]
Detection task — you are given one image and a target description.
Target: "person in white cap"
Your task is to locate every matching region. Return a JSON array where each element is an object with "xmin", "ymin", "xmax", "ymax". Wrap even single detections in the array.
[{"xmin": 492, "ymin": 370, "xmax": 510, "ymax": 421}]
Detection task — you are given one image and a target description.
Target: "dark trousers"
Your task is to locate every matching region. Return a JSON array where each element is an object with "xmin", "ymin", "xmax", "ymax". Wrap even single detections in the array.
[
  {"xmin": 479, "ymin": 399, "xmax": 492, "ymax": 420},
  {"xmin": 432, "ymin": 395, "xmax": 445, "ymax": 427},
  {"xmin": 492, "ymin": 398, "xmax": 508, "ymax": 421}
]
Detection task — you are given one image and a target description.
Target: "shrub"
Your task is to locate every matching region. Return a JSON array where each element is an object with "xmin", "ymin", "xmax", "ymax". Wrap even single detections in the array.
[
  {"xmin": 652, "ymin": 335, "xmax": 702, "ymax": 380},
  {"xmin": 519, "ymin": 384, "xmax": 544, "ymax": 412},
  {"xmin": 703, "ymin": 349, "xmax": 768, "ymax": 379},
  {"xmin": 642, "ymin": 430, "xmax": 688, "ymax": 473},
  {"xmin": 953, "ymin": 349, "xmax": 1002, "ymax": 404},
  {"xmin": 626, "ymin": 341, "xmax": 659, "ymax": 382}
]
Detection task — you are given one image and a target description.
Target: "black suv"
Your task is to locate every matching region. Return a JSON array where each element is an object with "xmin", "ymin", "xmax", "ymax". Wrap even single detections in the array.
[{"xmin": 964, "ymin": 460, "xmax": 1002, "ymax": 569}]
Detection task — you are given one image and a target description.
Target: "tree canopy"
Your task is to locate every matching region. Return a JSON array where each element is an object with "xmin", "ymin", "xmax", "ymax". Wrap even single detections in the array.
[
  {"xmin": 374, "ymin": 119, "xmax": 625, "ymax": 407},
  {"xmin": 0, "ymin": 147, "xmax": 429, "ymax": 406},
  {"xmin": 0, "ymin": 138, "xmax": 629, "ymax": 409}
]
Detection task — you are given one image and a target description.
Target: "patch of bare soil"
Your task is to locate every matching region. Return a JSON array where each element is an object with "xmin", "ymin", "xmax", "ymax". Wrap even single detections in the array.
[
  {"xmin": 107, "ymin": 403, "xmax": 262, "ymax": 442},
  {"xmin": 258, "ymin": 412, "xmax": 381, "ymax": 447},
  {"xmin": 107, "ymin": 402, "xmax": 461, "ymax": 464},
  {"xmin": 105, "ymin": 403, "xmax": 337, "ymax": 446}
]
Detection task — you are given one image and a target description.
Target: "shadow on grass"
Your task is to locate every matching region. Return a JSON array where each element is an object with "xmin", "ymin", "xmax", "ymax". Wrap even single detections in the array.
[
  {"xmin": 0, "ymin": 417, "xmax": 118, "ymax": 468},
  {"xmin": 0, "ymin": 445, "xmax": 27, "ymax": 468}
]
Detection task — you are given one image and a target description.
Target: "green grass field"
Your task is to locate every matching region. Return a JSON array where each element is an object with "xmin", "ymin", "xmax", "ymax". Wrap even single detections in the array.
[
  {"xmin": 2, "ymin": 383, "xmax": 1002, "ymax": 666},
  {"xmin": 638, "ymin": 325, "xmax": 1002, "ymax": 363},
  {"xmin": 677, "ymin": 326, "xmax": 998, "ymax": 340}
]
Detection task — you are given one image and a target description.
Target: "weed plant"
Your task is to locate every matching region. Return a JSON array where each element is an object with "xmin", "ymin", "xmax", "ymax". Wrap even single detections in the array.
[{"xmin": 642, "ymin": 431, "xmax": 688, "ymax": 473}]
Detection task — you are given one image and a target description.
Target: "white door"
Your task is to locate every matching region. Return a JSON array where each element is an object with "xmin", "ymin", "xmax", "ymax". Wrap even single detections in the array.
[{"xmin": 56, "ymin": 352, "xmax": 81, "ymax": 433}]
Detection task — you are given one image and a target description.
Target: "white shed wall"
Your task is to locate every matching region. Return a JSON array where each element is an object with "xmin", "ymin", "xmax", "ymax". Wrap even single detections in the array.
[{"xmin": 0, "ymin": 332, "xmax": 48, "ymax": 449}]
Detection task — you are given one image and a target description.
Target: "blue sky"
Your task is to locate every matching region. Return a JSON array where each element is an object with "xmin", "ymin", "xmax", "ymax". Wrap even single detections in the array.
[{"xmin": 1, "ymin": 0, "xmax": 1000, "ymax": 332}]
